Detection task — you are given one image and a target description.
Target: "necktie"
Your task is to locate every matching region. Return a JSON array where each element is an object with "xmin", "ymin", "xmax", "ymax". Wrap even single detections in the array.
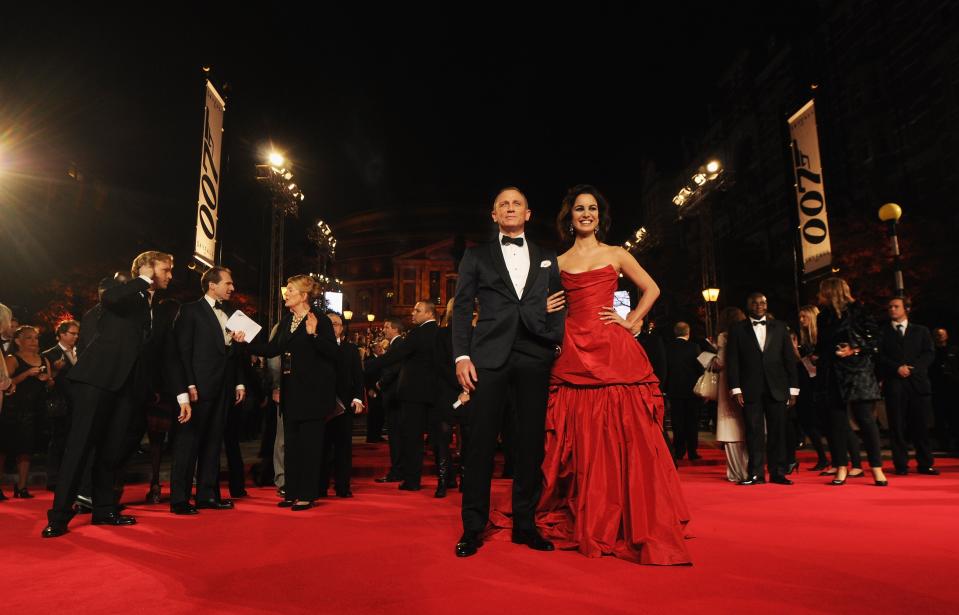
[
  {"xmin": 752, "ymin": 320, "xmax": 766, "ymax": 327},
  {"xmin": 501, "ymin": 236, "xmax": 524, "ymax": 247},
  {"xmin": 897, "ymin": 324, "xmax": 904, "ymax": 337}
]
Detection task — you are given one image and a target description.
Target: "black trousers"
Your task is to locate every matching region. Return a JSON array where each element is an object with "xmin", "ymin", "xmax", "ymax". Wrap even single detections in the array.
[
  {"xmin": 47, "ymin": 379, "xmax": 145, "ymax": 524},
  {"xmin": 384, "ymin": 396, "xmax": 404, "ymax": 478},
  {"xmin": 827, "ymin": 389, "xmax": 883, "ymax": 468},
  {"xmin": 366, "ymin": 392, "xmax": 385, "ymax": 441},
  {"xmin": 742, "ymin": 394, "xmax": 787, "ymax": 478},
  {"xmin": 45, "ymin": 413, "xmax": 71, "ymax": 488},
  {"xmin": 462, "ymin": 350, "xmax": 550, "ymax": 533},
  {"xmin": 399, "ymin": 401, "xmax": 431, "ymax": 486},
  {"xmin": 283, "ymin": 416, "xmax": 324, "ymax": 502},
  {"xmin": 170, "ymin": 393, "xmax": 228, "ymax": 505},
  {"xmin": 784, "ymin": 404, "xmax": 800, "ymax": 466},
  {"xmin": 223, "ymin": 403, "xmax": 245, "ymax": 494},
  {"xmin": 669, "ymin": 397, "xmax": 701, "ymax": 459},
  {"xmin": 797, "ymin": 391, "xmax": 829, "ymax": 464},
  {"xmin": 884, "ymin": 381, "xmax": 934, "ymax": 470},
  {"xmin": 320, "ymin": 411, "xmax": 353, "ymax": 492}
]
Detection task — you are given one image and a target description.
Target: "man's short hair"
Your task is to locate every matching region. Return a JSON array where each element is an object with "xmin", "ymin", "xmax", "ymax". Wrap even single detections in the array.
[
  {"xmin": 130, "ymin": 251, "xmax": 174, "ymax": 279},
  {"xmin": 888, "ymin": 295, "xmax": 912, "ymax": 311},
  {"xmin": 417, "ymin": 300, "xmax": 436, "ymax": 316},
  {"xmin": 201, "ymin": 266, "xmax": 232, "ymax": 293},
  {"xmin": 746, "ymin": 292, "xmax": 766, "ymax": 303},
  {"xmin": 673, "ymin": 322, "xmax": 691, "ymax": 337},
  {"xmin": 492, "ymin": 186, "xmax": 528, "ymax": 209},
  {"xmin": 56, "ymin": 319, "xmax": 80, "ymax": 336},
  {"xmin": 384, "ymin": 316, "xmax": 406, "ymax": 333}
]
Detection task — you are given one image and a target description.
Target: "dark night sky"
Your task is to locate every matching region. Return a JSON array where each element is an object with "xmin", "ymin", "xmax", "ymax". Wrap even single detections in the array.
[{"xmin": 1, "ymin": 4, "xmax": 807, "ymax": 309}]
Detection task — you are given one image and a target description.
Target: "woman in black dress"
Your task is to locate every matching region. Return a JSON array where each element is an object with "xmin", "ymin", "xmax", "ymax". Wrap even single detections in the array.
[
  {"xmin": 245, "ymin": 275, "xmax": 339, "ymax": 510},
  {"xmin": 814, "ymin": 278, "xmax": 888, "ymax": 487},
  {"xmin": 1, "ymin": 326, "xmax": 54, "ymax": 498}
]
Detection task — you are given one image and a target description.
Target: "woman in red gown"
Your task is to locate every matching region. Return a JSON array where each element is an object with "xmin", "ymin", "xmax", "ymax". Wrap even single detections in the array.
[{"xmin": 538, "ymin": 184, "xmax": 691, "ymax": 565}]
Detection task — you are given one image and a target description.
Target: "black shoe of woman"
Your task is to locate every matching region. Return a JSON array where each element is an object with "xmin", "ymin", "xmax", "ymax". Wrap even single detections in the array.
[{"xmin": 13, "ymin": 487, "xmax": 34, "ymax": 499}]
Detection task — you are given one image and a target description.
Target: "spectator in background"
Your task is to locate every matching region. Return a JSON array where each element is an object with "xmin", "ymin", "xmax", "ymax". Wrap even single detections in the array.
[
  {"xmin": 930, "ymin": 328, "xmax": 958, "ymax": 452},
  {"xmin": 714, "ymin": 307, "xmax": 748, "ymax": 482},
  {"xmin": 0, "ymin": 304, "xmax": 12, "ymax": 421},
  {"xmin": 665, "ymin": 321, "xmax": 704, "ymax": 462},
  {"xmin": 2, "ymin": 326, "xmax": 55, "ymax": 499},
  {"xmin": 795, "ymin": 305, "xmax": 830, "ymax": 472},
  {"xmin": 0, "ymin": 308, "xmax": 18, "ymax": 355},
  {"xmin": 42, "ymin": 319, "xmax": 81, "ymax": 491}
]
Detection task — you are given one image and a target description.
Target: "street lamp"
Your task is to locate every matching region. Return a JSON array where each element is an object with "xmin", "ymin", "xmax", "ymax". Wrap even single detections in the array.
[
  {"xmin": 878, "ymin": 202, "xmax": 905, "ymax": 297},
  {"xmin": 701, "ymin": 288, "xmax": 720, "ymax": 303},
  {"xmin": 343, "ymin": 309, "xmax": 353, "ymax": 321}
]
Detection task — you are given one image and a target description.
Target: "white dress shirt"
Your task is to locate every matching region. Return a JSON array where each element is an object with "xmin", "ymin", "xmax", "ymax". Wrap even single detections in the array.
[
  {"xmin": 177, "ymin": 295, "xmax": 244, "ymax": 405},
  {"xmin": 730, "ymin": 317, "xmax": 800, "ymax": 397},
  {"xmin": 893, "ymin": 320, "xmax": 908, "ymax": 335},
  {"xmin": 58, "ymin": 343, "xmax": 77, "ymax": 365},
  {"xmin": 499, "ymin": 232, "xmax": 530, "ymax": 299}
]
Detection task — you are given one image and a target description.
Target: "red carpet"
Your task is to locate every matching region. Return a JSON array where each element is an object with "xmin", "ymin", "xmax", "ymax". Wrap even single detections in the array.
[{"xmin": 3, "ymin": 445, "xmax": 959, "ymax": 614}]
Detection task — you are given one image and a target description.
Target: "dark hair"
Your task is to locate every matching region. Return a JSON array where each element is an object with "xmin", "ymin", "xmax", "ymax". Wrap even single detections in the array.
[
  {"xmin": 384, "ymin": 316, "xmax": 406, "ymax": 334},
  {"xmin": 673, "ymin": 321, "xmax": 691, "ymax": 337},
  {"xmin": 201, "ymin": 266, "xmax": 232, "ymax": 293},
  {"xmin": 746, "ymin": 292, "xmax": 766, "ymax": 303},
  {"xmin": 56, "ymin": 319, "xmax": 80, "ymax": 336},
  {"xmin": 556, "ymin": 184, "xmax": 612, "ymax": 244},
  {"xmin": 491, "ymin": 186, "xmax": 528, "ymax": 209},
  {"xmin": 416, "ymin": 300, "xmax": 436, "ymax": 316},
  {"xmin": 888, "ymin": 295, "xmax": 912, "ymax": 311}
]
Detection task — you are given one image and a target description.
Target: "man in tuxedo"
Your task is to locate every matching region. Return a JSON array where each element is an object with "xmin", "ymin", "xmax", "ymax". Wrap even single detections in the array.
[
  {"xmin": 366, "ymin": 318, "xmax": 406, "ymax": 483},
  {"xmin": 43, "ymin": 251, "xmax": 181, "ymax": 537},
  {"xmin": 664, "ymin": 322, "xmax": 704, "ymax": 461},
  {"xmin": 726, "ymin": 293, "xmax": 799, "ymax": 486},
  {"xmin": 453, "ymin": 186, "xmax": 566, "ymax": 557},
  {"xmin": 367, "ymin": 301, "xmax": 440, "ymax": 490},
  {"xmin": 878, "ymin": 297, "xmax": 938, "ymax": 475},
  {"xmin": 42, "ymin": 319, "xmax": 80, "ymax": 491},
  {"xmin": 320, "ymin": 312, "xmax": 364, "ymax": 497},
  {"xmin": 169, "ymin": 266, "xmax": 247, "ymax": 515}
]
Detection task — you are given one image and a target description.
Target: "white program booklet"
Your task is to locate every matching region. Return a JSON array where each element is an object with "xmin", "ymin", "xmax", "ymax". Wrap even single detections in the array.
[
  {"xmin": 697, "ymin": 351, "xmax": 717, "ymax": 368},
  {"xmin": 225, "ymin": 310, "xmax": 262, "ymax": 343}
]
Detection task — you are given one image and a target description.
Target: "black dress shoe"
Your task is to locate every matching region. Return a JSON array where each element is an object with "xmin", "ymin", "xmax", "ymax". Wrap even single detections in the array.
[
  {"xmin": 894, "ymin": 469, "xmax": 909, "ymax": 476},
  {"xmin": 91, "ymin": 513, "xmax": 137, "ymax": 526},
  {"xmin": 512, "ymin": 530, "xmax": 555, "ymax": 552},
  {"xmin": 277, "ymin": 500, "xmax": 294, "ymax": 508},
  {"xmin": 0, "ymin": 488, "xmax": 7, "ymax": 501},
  {"xmin": 195, "ymin": 499, "xmax": 234, "ymax": 510},
  {"xmin": 42, "ymin": 523, "xmax": 68, "ymax": 538},
  {"xmin": 917, "ymin": 467, "xmax": 940, "ymax": 476},
  {"xmin": 230, "ymin": 489, "xmax": 249, "ymax": 498},
  {"xmin": 434, "ymin": 483, "xmax": 448, "ymax": 498},
  {"xmin": 374, "ymin": 475, "xmax": 402, "ymax": 484},
  {"xmin": 455, "ymin": 532, "xmax": 483, "ymax": 558},
  {"xmin": 770, "ymin": 476, "xmax": 793, "ymax": 485},
  {"xmin": 738, "ymin": 476, "xmax": 765, "ymax": 486},
  {"xmin": 146, "ymin": 484, "xmax": 162, "ymax": 504},
  {"xmin": 398, "ymin": 482, "xmax": 421, "ymax": 491},
  {"xmin": 170, "ymin": 502, "xmax": 199, "ymax": 515},
  {"xmin": 335, "ymin": 489, "xmax": 353, "ymax": 498},
  {"xmin": 277, "ymin": 487, "xmax": 287, "ymax": 498},
  {"xmin": 874, "ymin": 479, "xmax": 889, "ymax": 486},
  {"xmin": 291, "ymin": 501, "xmax": 315, "ymax": 511},
  {"xmin": 13, "ymin": 487, "xmax": 34, "ymax": 499}
]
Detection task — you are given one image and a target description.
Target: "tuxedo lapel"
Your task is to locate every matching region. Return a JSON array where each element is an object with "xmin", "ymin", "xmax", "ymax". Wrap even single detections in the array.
[
  {"xmin": 488, "ymin": 241, "xmax": 519, "ymax": 300},
  {"xmin": 521, "ymin": 240, "xmax": 543, "ymax": 300},
  {"xmin": 762, "ymin": 321, "xmax": 772, "ymax": 353},
  {"xmin": 202, "ymin": 300, "xmax": 226, "ymax": 354}
]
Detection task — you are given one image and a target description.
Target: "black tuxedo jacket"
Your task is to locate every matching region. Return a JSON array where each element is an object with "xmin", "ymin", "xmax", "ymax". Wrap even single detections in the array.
[
  {"xmin": 246, "ymin": 308, "xmax": 339, "ymax": 421},
  {"xmin": 365, "ymin": 336, "xmax": 404, "ymax": 409},
  {"xmin": 726, "ymin": 319, "xmax": 799, "ymax": 403},
  {"xmin": 452, "ymin": 238, "xmax": 565, "ymax": 369},
  {"xmin": 174, "ymin": 298, "xmax": 245, "ymax": 400},
  {"xmin": 67, "ymin": 277, "xmax": 153, "ymax": 392},
  {"xmin": 878, "ymin": 322, "xmax": 934, "ymax": 395},
  {"xmin": 335, "ymin": 340, "xmax": 364, "ymax": 409},
  {"xmin": 370, "ymin": 321, "xmax": 439, "ymax": 404},
  {"xmin": 664, "ymin": 338, "xmax": 703, "ymax": 399}
]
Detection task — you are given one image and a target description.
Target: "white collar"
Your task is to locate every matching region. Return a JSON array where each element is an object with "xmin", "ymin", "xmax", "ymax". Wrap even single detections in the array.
[
  {"xmin": 499, "ymin": 232, "xmax": 526, "ymax": 242},
  {"xmin": 750, "ymin": 316, "xmax": 767, "ymax": 323},
  {"xmin": 204, "ymin": 295, "xmax": 218, "ymax": 308},
  {"xmin": 58, "ymin": 343, "xmax": 74, "ymax": 353},
  {"xmin": 389, "ymin": 335, "xmax": 400, "ymax": 344},
  {"xmin": 419, "ymin": 319, "xmax": 436, "ymax": 327},
  {"xmin": 894, "ymin": 320, "xmax": 908, "ymax": 328}
]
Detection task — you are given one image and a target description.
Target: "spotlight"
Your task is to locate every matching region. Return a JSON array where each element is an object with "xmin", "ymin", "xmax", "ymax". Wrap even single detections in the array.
[
  {"xmin": 705, "ymin": 160, "xmax": 721, "ymax": 174},
  {"xmin": 692, "ymin": 173, "xmax": 707, "ymax": 186},
  {"xmin": 268, "ymin": 152, "xmax": 285, "ymax": 167}
]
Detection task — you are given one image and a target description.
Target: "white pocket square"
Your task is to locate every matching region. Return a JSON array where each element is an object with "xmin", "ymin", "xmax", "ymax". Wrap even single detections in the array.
[{"xmin": 540, "ymin": 260, "xmax": 552, "ymax": 268}]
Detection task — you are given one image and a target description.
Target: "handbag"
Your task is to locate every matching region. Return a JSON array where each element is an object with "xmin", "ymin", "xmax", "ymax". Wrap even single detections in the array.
[{"xmin": 693, "ymin": 369, "xmax": 719, "ymax": 401}]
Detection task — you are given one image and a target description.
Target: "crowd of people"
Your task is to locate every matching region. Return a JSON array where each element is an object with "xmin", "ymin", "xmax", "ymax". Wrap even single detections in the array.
[{"xmin": 1, "ymin": 184, "xmax": 957, "ymax": 566}]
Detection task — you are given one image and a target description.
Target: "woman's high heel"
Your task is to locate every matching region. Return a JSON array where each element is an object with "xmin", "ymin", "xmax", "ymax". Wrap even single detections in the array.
[
  {"xmin": 785, "ymin": 462, "xmax": 799, "ymax": 475},
  {"xmin": 13, "ymin": 486, "xmax": 34, "ymax": 499}
]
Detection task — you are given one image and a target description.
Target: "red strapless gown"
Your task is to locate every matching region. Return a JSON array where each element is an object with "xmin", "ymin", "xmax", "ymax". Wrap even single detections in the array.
[{"xmin": 492, "ymin": 265, "xmax": 692, "ymax": 565}]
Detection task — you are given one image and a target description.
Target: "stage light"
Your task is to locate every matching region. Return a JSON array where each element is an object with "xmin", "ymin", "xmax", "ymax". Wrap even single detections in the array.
[
  {"xmin": 705, "ymin": 160, "xmax": 721, "ymax": 174},
  {"xmin": 367, "ymin": 314, "xmax": 376, "ymax": 322},
  {"xmin": 702, "ymin": 288, "xmax": 720, "ymax": 302},
  {"xmin": 288, "ymin": 183, "xmax": 297, "ymax": 191},
  {"xmin": 343, "ymin": 310, "xmax": 353, "ymax": 320},
  {"xmin": 878, "ymin": 203, "xmax": 902, "ymax": 223},
  {"xmin": 268, "ymin": 152, "xmax": 285, "ymax": 167},
  {"xmin": 672, "ymin": 195, "xmax": 686, "ymax": 206}
]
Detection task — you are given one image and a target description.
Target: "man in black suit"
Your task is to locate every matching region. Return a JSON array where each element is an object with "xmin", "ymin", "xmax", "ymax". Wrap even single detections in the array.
[
  {"xmin": 664, "ymin": 322, "xmax": 704, "ymax": 461},
  {"xmin": 42, "ymin": 319, "xmax": 80, "ymax": 491},
  {"xmin": 320, "ymin": 312, "xmax": 365, "ymax": 498},
  {"xmin": 367, "ymin": 301, "xmax": 440, "ymax": 491},
  {"xmin": 726, "ymin": 293, "xmax": 799, "ymax": 486},
  {"xmin": 366, "ymin": 318, "xmax": 406, "ymax": 483},
  {"xmin": 878, "ymin": 297, "xmax": 938, "ymax": 476},
  {"xmin": 43, "ymin": 251, "xmax": 181, "ymax": 537},
  {"xmin": 169, "ymin": 266, "xmax": 247, "ymax": 515},
  {"xmin": 452, "ymin": 187, "xmax": 566, "ymax": 557}
]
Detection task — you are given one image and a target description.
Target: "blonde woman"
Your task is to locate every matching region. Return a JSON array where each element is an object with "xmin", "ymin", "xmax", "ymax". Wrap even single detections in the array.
[{"xmin": 714, "ymin": 307, "xmax": 749, "ymax": 482}]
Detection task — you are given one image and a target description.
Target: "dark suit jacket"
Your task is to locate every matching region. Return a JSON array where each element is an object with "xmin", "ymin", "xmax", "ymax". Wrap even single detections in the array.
[
  {"xmin": 370, "ymin": 320, "xmax": 438, "ymax": 404},
  {"xmin": 878, "ymin": 322, "xmax": 934, "ymax": 395},
  {"xmin": 246, "ymin": 308, "xmax": 339, "ymax": 422},
  {"xmin": 726, "ymin": 319, "xmax": 799, "ymax": 403},
  {"xmin": 67, "ymin": 277, "xmax": 153, "ymax": 392},
  {"xmin": 433, "ymin": 325, "xmax": 460, "ymax": 412},
  {"xmin": 174, "ymin": 298, "xmax": 245, "ymax": 401},
  {"xmin": 638, "ymin": 332, "xmax": 667, "ymax": 386},
  {"xmin": 364, "ymin": 336, "xmax": 405, "ymax": 409},
  {"xmin": 452, "ymin": 239, "xmax": 565, "ymax": 369},
  {"xmin": 335, "ymin": 340, "xmax": 364, "ymax": 410},
  {"xmin": 664, "ymin": 338, "xmax": 703, "ymax": 399}
]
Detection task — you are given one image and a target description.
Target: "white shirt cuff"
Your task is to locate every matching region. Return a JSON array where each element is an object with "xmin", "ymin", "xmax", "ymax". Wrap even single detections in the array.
[
  {"xmin": 236, "ymin": 385, "xmax": 245, "ymax": 391},
  {"xmin": 176, "ymin": 393, "xmax": 190, "ymax": 404},
  {"xmin": 789, "ymin": 388, "xmax": 800, "ymax": 396},
  {"xmin": 351, "ymin": 398, "xmax": 363, "ymax": 406},
  {"xmin": 731, "ymin": 388, "xmax": 742, "ymax": 395},
  {"xmin": 455, "ymin": 355, "xmax": 470, "ymax": 363}
]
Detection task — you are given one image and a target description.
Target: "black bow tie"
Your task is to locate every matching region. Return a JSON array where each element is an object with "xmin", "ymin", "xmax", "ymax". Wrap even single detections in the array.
[
  {"xmin": 214, "ymin": 301, "xmax": 226, "ymax": 311},
  {"xmin": 501, "ymin": 236, "xmax": 525, "ymax": 247},
  {"xmin": 752, "ymin": 320, "xmax": 766, "ymax": 327}
]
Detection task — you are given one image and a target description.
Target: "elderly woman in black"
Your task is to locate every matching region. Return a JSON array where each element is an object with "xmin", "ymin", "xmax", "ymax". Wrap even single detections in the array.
[
  {"xmin": 245, "ymin": 275, "xmax": 339, "ymax": 510},
  {"xmin": 815, "ymin": 277, "xmax": 888, "ymax": 487}
]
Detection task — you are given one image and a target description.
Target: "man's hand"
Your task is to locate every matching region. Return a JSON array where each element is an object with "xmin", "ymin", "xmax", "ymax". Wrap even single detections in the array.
[
  {"xmin": 734, "ymin": 393, "xmax": 745, "ymax": 408},
  {"xmin": 787, "ymin": 395, "xmax": 797, "ymax": 408},
  {"xmin": 235, "ymin": 388, "xmax": 246, "ymax": 405},
  {"xmin": 546, "ymin": 290, "xmax": 566, "ymax": 314},
  {"xmin": 457, "ymin": 391, "xmax": 471, "ymax": 406},
  {"xmin": 897, "ymin": 365, "xmax": 912, "ymax": 378},
  {"xmin": 138, "ymin": 262, "xmax": 155, "ymax": 280},
  {"xmin": 231, "ymin": 330, "xmax": 246, "ymax": 344},
  {"xmin": 272, "ymin": 388, "xmax": 280, "ymax": 404},
  {"xmin": 178, "ymin": 402, "xmax": 192, "ymax": 424},
  {"xmin": 188, "ymin": 385, "xmax": 199, "ymax": 402},
  {"xmin": 456, "ymin": 358, "xmax": 478, "ymax": 392},
  {"xmin": 352, "ymin": 400, "xmax": 364, "ymax": 415}
]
